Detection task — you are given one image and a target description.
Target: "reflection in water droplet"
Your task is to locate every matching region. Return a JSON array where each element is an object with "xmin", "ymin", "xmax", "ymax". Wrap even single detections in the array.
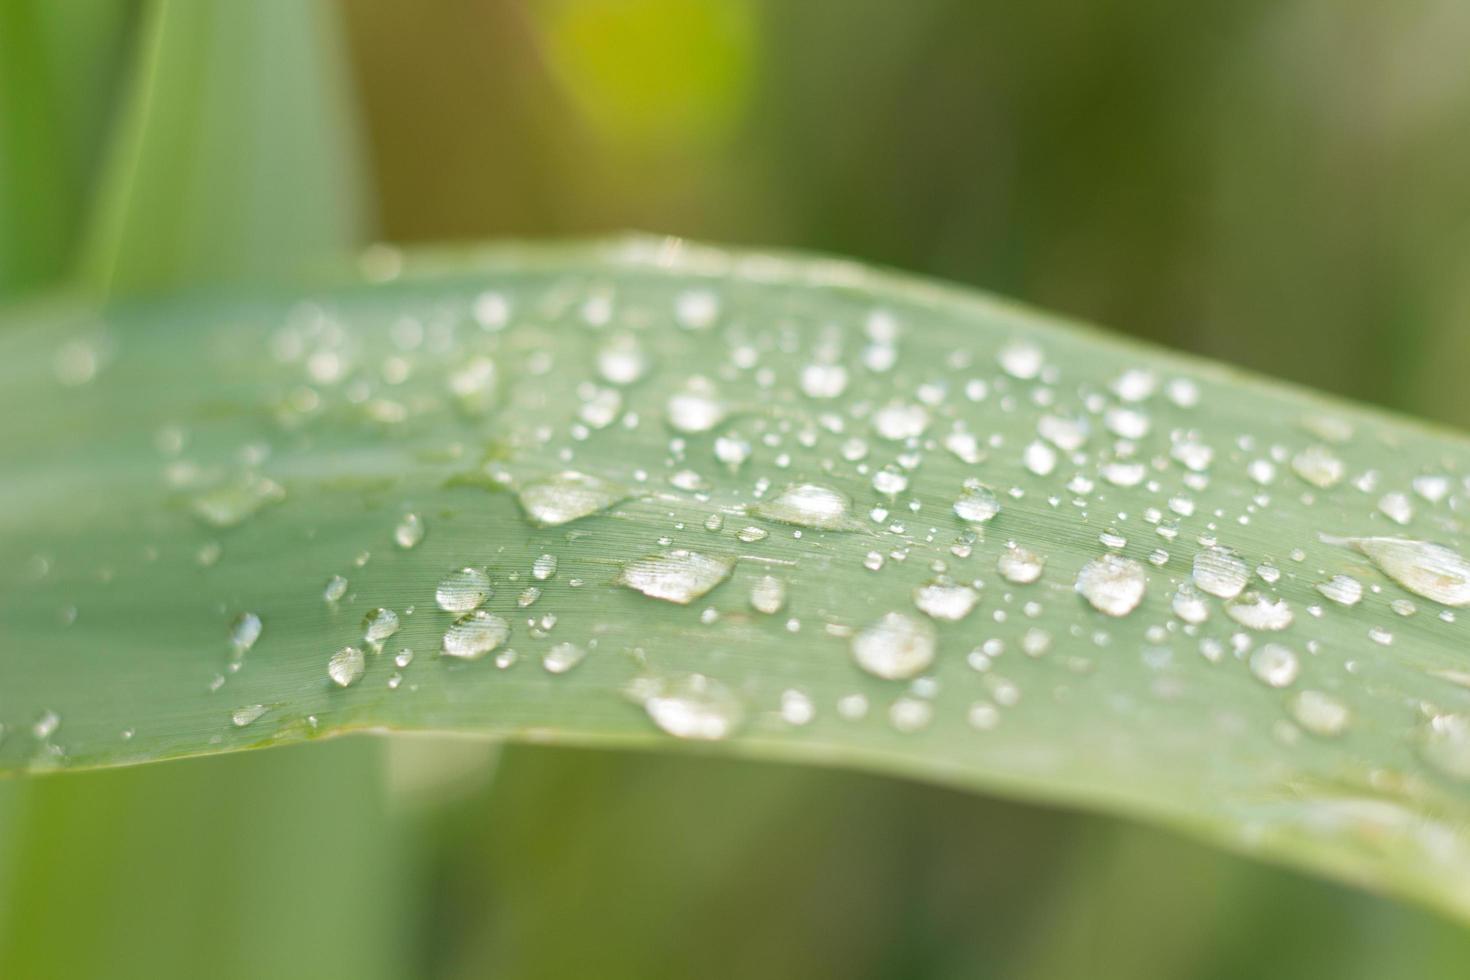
[
  {"xmin": 328, "ymin": 646, "xmax": 366, "ymax": 687},
  {"xmin": 1075, "ymin": 555, "xmax": 1147, "ymax": 617},
  {"xmin": 436, "ymin": 567, "xmax": 492, "ymax": 613},
  {"xmin": 1249, "ymin": 644, "xmax": 1300, "ymax": 687},
  {"xmin": 851, "ymin": 612, "xmax": 936, "ymax": 680},
  {"xmin": 442, "ymin": 610, "xmax": 510, "ymax": 660},
  {"xmin": 753, "ymin": 483, "xmax": 861, "ymax": 531},
  {"xmin": 617, "ymin": 550, "xmax": 734, "ymax": 604},
  {"xmin": 1326, "ymin": 536, "xmax": 1470, "ymax": 606},
  {"xmin": 518, "ymin": 471, "xmax": 625, "ymax": 527},
  {"xmin": 632, "ymin": 674, "xmax": 743, "ymax": 740}
]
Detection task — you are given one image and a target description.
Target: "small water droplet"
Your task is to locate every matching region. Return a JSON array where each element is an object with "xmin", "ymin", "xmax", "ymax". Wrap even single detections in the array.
[
  {"xmin": 779, "ymin": 688, "xmax": 815, "ymax": 726},
  {"xmin": 1075, "ymin": 555, "xmax": 1147, "ymax": 617},
  {"xmin": 1378, "ymin": 492, "xmax": 1413, "ymax": 526},
  {"xmin": 230, "ymin": 612, "xmax": 263, "ymax": 655},
  {"xmin": 231, "ymin": 704, "xmax": 268, "ymax": 727},
  {"xmin": 362, "ymin": 607, "xmax": 401, "ymax": 646},
  {"xmin": 543, "ymin": 641, "xmax": 586, "ymax": 674},
  {"xmin": 851, "ymin": 612, "xmax": 936, "ymax": 680},
  {"xmin": 1225, "ymin": 592, "xmax": 1294, "ymax": 631},
  {"xmin": 323, "ymin": 575, "xmax": 349, "ymax": 603},
  {"xmin": 1316, "ymin": 574, "xmax": 1363, "ymax": 606},
  {"xmin": 666, "ymin": 377, "xmax": 728, "ymax": 433},
  {"xmin": 998, "ymin": 341, "xmax": 1043, "ymax": 380},
  {"xmin": 800, "ymin": 362, "xmax": 849, "ymax": 399},
  {"xmin": 617, "ymin": 550, "xmax": 734, "ymax": 604},
  {"xmin": 328, "ymin": 646, "xmax": 366, "ymax": 687},
  {"xmin": 997, "ymin": 544, "xmax": 1045, "ymax": 584},
  {"xmin": 1292, "ymin": 446, "xmax": 1345, "ymax": 488},
  {"xmin": 33, "ymin": 710, "xmax": 60, "ymax": 740},
  {"xmin": 532, "ymin": 554, "xmax": 559, "ymax": 581},
  {"xmin": 750, "ymin": 575, "xmax": 787, "ymax": 615}
]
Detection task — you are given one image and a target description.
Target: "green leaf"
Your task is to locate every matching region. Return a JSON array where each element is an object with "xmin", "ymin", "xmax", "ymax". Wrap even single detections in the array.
[
  {"xmin": 7, "ymin": 237, "xmax": 1470, "ymax": 921},
  {"xmin": 81, "ymin": 0, "xmax": 367, "ymax": 296}
]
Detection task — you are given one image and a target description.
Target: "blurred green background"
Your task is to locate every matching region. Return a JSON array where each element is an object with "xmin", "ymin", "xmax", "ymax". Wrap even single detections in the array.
[{"xmin": 5, "ymin": 0, "xmax": 1470, "ymax": 976}]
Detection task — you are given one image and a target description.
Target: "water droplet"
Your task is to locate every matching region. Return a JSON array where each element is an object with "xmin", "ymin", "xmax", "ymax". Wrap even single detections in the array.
[
  {"xmin": 779, "ymin": 688, "xmax": 815, "ymax": 726},
  {"xmin": 33, "ymin": 710, "xmax": 60, "ymax": 740},
  {"xmin": 597, "ymin": 333, "xmax": 650, "ymax": 384},
  {"xmin": 998, "ymin": 341, "xmax": 1043, "ymax": 380},
  {"xmin": 442, "ymin": 610, "xmax": 510, "ymax": 660},
  {"xmin": 872, "ymin": 402, "xmax": 930, "ymax": 441},
  {"xmin": 750, "ymin": 575, "xmax": 787, "ymax": 615},
  {"xmin": 1171, "ymin": 583, "xmax": 1209, "ymax": 624},
  {"xmin": 328, "ymin": 646, "xmax": 366, "ymax": 687},
  {"xmin": 518, "ymin": 471, "xmax": 625, "ymax": 527},
  {"xmin": 532, "ymin": 554, "xmax": 559, "ymax": 581},
  {"xmin": 889, "ymin": 696, "xmax": 934, "ymax": 733},
  {"xmin": 436, "ymin": 566, "xmax": 492, "ymax": 612},
  {"xmin": 1249, "ymin": 644, "xmax": 1300, "ymax": 687},
  {"xmin": 1191, "ymin": 547, "xmax": 1249, "ymax": 599},
  {"xmin": 1290, "ymin": 690, "xmax": 1350, "ymax": 736},
  {"xmin": 1325, "ymin": 536, "xmax": 1470, "ymax": 606},
  {"xmin": 1414, "ymin": 474, "xmax": 1451, "ymax": 503},
  {"xmin": 666, "ymin": 377, "xmax": 727, "ymax": 433},
  {"xmin": 362, "ymin": 607, "xmax": 401, "ymax": 646},
  {"xmin": 953, "ymin": 483, "xmax": 1000, "ymax": 524},
  {"xmin": 1306, "ymin": 577, "xmax": 1352, "ymax": 611},
  {"xmin": 752, "ymin": 483, "xmax": 861, "ymax": 531},
  {"xmin": 231, "ymin": 704, "xmax": 267, "ymax": 727},
  {"xmin": 1422, "ymin": 714, "xmax": 1470, "ymax": 780},
  {"xmin": 447, "ymin": 356, "xmax": 499, "ymax": 416},
  {"xmin": 736, "ymin": 525, "xmax": 769, "ymax": 543},
  {"xmin": 230, "ymin": 612, "xmax": 263, "ymax": 654},
  {"xmin": 851, "ymin": 612, "xmax": 936, "ymax": 680},
  {"xmin": 393, "ymin": 512, "xmax": 425, "ymax": 549},
  {"xmin": 1075, "ymin": 555, "xmax": 1147, "ymax": 617},
  {"xmin": 323, "ymin": 575, "xmax": 349, "ymax": 603},
  {"xmin": 543, "ymin": 641, "xmax": 586, "ymax": 674},
  {"xmin": 190, "ymin": 474, "xmax": 286, "ymax": 528},
  {"xmin": 1292, "ymin": 446, "xmax": 1345, "ymax": 488},
  {"xmin": 997, "ymin": 544, "xmax": 1045, "ymax": 584},
  {"xmin": 800, "ymin": 363, "xmax": 849, "ymax": 399},
  {"xmin": 1022, "ymin": 441, "xmax": 1058, "ymax": 476},
  {"xmin": 913, "ymin": 582, "xmax": 980, "ymax": 621},
  {"xmin": 617, "ymin": 550, "xmax": 734, "ymax": 604},
  {"xmin": 1225, "ymin": 593, "xmax": 1294, "ymax": 631},
  {"xmin": 633, "ymin": 673, "xmax": 743, "ymax": 740},
  {"xmin": 1378, "ymin": 492, "xmax": 1413, "ymax": 526}
]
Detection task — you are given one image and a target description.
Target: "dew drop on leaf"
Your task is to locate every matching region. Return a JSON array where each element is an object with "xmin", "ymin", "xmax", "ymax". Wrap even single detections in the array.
[
  {"xmin": 230, "ymin": 612, "xmax": 263, "ymax": 655},
  {"xmin": 436, "ymin": 567, "xmax": 492, "ymax": 613},
  {"xmin": 1289, "ymin": 690, "xmax": 1350, "ymax": 736},
  {"xmin": 1191, "ymin": 547, "xmax": 1249, "ymax": 599},
  {"xmin": 1075, "ymin": 555, "xmax": 1147, "ymax": 617},
  {"xmin": 616, "ymin": 550, "xmax": 734, "ymax": 604},
  {"xmin": 328, "ymin": 646, "xmax": 366, "ymax": 687},
  {"xmin": 632, "ymin": 673, "xmax": 744, "ymax": 740},
  {"xmin": 517, "ymin": 471, "xmax": 625, "ymax": 527},
  {"xmin": 1326, "ymin": 536, "xmax": 1470, "ymax": 607},
  {"xmin": 543, "ymin": 641, "xmax": 586, "ymax": 674},
  {"xmin": 750, "ymin": 575, "xmax": 787, "ymax": 615},
  {"xmin": 851, "ymin": 612, "xmax": 936, "ymax": 680},
  {"xmin": 953, "ymin": 483, "xmax": 1000, "ymax": 524},
  {"xmin": 362, "ymin": 607, "xmax": 401, "ymax": 647},
  {"xmin": 442, "ymin": 610, "xmax": 510, "ymax": 660},
  {"xmin": 752, "ymin": 483, "xmax": 861, "ymax": 530},
  {"xmin": 1249, "ymin": 644, "xmax": 1300, "ymax": 687},
  {"xmin": 1226, "ymin": 593, "xmax": 1294, "ymax": 631},
  {"xmin": 393, "ymin": 512, "xmax": 425, "ymax": 549},
  {"xmin": 997, "ymin": 544, "xmax": 1044, "ymax": 584},
  {"xmin": 913, "ymin": 582, "xmax": 980, "ymax": 622}
]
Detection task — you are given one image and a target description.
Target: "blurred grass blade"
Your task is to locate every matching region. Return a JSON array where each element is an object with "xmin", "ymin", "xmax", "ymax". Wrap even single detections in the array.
[
  {"xmin": 7, "ymin": 237, "xmax": 1470, "ymax": 922},
  {"xmin": 0, "ymin": 2, "xmax": 132, "ymax": 296},
  {"xmin": 82, "ymin": 0, "xmax": 366, "ymax": 296}
]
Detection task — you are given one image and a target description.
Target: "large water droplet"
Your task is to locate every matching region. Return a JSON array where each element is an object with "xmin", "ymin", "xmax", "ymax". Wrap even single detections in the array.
[
  {"xmin": 953, "ymin": 483, "xmax": 1000, "ymax": 524},
  {"xmin": 1191, "ymin": 547, "xmax": 1249, "ymax": 599},
  {"xmin": 632, "ymin": 673, "xmax": 744, "ymax": 740},
  {"xmin": 913, "ymin": 582, "xmax": 980, "ymax": 621},
  {"xmin": 752, "ymin": 483, "xmax": 862, "ymax": 531},
  {"xmin": 1075, "ymin": 555, "xmax": 1147, "ymax": 617},
  {"xmin": 1290, "ymin": 690, "xmax": 1349, "ymax": 736},
  {"xmin": 1292, "ymin": 445, "xmax": 1344, "ymax": 488},
  {"xmin": 1325, "ymin": 535, "xmax": 1470, "ymax": 606},
  {"xmin": 436, "ymin": 567, "xmax": 492, "ymax": 613},
  {"xmin": 1249, "ymin": 643, "xmax": 1300, "ymax": 687},
  {"xmin": 750, "ymin": 575, "xmax": 787, "ymax": 615},
  {"xmin": 617, "ymin": 550, "xmax": 734, "ymax": 604},
  {"xmin": 362, "ymin": 607, "xmax": 401, "ymax": 646},
  {"xmin": 543, "ymin": 641, "xmax": 586, "ymax": 674},
  {"xmin": 328, "ymin": 646, "xmax": 366, "ymax": 687},
  {"xmin": 1225, "ymin": 593, "xmax": 1294, "ymax": 631},
  {"xmin": 518, "ymin": 471, "xmax": 625, "ymax": 527},
  {"xmin": 191, "ymin": 474, "xmax": 286, "ymax": 528},
  {"xmin": 442, "ymin": 610, "xmax": 510, "ymax": 660},
  {"xmin": 997, "ymin": 544, "xmax": 1045, "ymax": 584},
  {"xmin": 851, "ymin": 612, "xmax": 937, "ymax": 680}
]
